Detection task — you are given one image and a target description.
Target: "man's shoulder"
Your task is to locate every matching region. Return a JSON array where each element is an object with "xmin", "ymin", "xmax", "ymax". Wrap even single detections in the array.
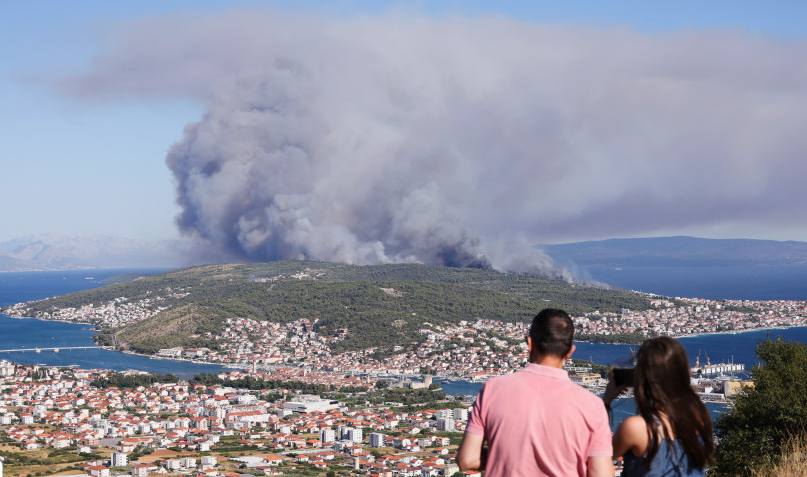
[
  {"xmin": 480, "ymin": 371, "xmax": 519, "ymax": 388},
  {"xmin": 563, "ymin": 381, "xmax": 608, "ymax": 412},
  {"xmin": 477, "ymin": 369, "xmax": 534, "ymax": 393},
  {"xmin": 562, "ymin": 379, "xmax": 601, "ymax": 398}
]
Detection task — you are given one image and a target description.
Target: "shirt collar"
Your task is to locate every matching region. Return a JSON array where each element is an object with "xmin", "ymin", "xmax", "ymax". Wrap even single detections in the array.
[{"xmin": 523, "ymin": 362, "xmax": 570, "ymax": 381}]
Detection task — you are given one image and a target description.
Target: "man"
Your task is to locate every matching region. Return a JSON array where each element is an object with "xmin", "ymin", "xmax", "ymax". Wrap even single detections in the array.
[{"xmin": 457, "ymin": 308, "xmax": 614, "ymax": 476}]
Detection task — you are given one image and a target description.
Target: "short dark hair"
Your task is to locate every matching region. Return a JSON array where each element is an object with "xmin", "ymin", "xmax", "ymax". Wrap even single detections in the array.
[{"xmin": 528, "ymin": 308, "xmax": 574, "ymax": 358}]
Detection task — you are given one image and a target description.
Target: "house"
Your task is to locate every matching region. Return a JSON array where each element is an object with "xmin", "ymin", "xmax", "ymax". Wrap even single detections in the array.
[
  {"xmin": 87, "ymin": 465, "xmax": 110, "ymax": 477},
  {"xmin": 130, "ymin": 463, "xmax": 158, "ymax": 477},
  {"xmin": 263, "ymin": 454, "xmax": 286, "ymax": 466}
]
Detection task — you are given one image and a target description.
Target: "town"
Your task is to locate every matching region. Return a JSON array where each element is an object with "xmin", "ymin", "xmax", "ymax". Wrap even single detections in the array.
[
  {"xmin": 2, "ymin": 288, "xmax": 804, "ymax": 476},
  {"xmin": 0, "ymin": 360, "xmax": 471, "ymax": 477},
  {"xmin": 3, "ymin": 289, "xmax": 805, "ymax": 383},
  {"xmin": 0, "ymin": 290, "xmax": 807, "ymax": 477}
]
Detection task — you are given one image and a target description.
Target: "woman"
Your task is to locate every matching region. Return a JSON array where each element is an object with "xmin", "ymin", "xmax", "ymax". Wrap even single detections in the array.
[{"xmin": 603, "ymin": 337, "xmax": 715, "ymax": 476}]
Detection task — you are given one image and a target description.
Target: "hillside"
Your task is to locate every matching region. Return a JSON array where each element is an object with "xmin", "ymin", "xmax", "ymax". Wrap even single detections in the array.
[{"xmin": 5, "ymin": 261, "xmax": 655, "ymax": 353}]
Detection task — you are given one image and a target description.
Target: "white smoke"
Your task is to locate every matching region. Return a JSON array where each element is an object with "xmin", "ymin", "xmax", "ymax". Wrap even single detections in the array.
[
  {"xmin": 166, "ymin": 64, "xmax": 567, "ymax": 275},
  {"xmin": 61, "ymin": 10, "xmax": 807, "ymax": 279}
]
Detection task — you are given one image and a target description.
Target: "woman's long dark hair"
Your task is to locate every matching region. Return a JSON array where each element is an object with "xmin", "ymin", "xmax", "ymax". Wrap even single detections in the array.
[{"xmin": 633, "ymin": 337, "xmax": 715, "ymax": 471}]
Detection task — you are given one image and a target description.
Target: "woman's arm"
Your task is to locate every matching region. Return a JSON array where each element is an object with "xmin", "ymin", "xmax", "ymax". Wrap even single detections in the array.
[{"xmin": 613, "ymin": 415, "xmax": 649, "ymax": 458}]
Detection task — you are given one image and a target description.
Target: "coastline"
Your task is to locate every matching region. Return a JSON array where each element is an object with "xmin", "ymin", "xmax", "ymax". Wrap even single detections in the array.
[
  {"xmin": 675, "ymin": 324, "xmax": 807, "ymax": 341},
  {"xmin": 8, "ymin": 312, "xmax": 807, "ymax": 367},
  {"xmin": 1, "ymin": 313, "xmax": 99, "ymax": 327},
  {"xmin": 575, "ymin": 324, "xmax": 807, "ymax": 346},
  {"xmin": 0, "ymin": 314, "xmax": 226, "ymax": 372},
  {"xmin": 118, "ymin": 348, "xmax": 221, "ymax": 367}
]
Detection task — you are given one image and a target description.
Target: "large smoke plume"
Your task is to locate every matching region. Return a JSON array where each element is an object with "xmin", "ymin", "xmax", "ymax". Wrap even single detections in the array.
[
  {"xmin": 165, "ymin": 62, "xmax": 570, "ymax": 278},
  {"xmin": 63, "ymin": 11, "xmax": 807, "ymax": 279}
]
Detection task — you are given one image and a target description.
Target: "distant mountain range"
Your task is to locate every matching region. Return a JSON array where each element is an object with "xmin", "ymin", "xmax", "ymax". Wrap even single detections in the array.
[
  {"xmin": 542, "ymin": 236, "xmax": 807, "ymax": 268},
  {"xmin": 2, "ymin": 234, "xmax": 806, "ymax": 274},
  {"xmin": 0, "ymin": 234, "xmax": 194, "ymax": 271}
]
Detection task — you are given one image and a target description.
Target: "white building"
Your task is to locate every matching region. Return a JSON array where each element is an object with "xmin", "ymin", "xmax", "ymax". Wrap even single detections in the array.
[
  {"xmin": 368, "ymin": 433, "xmax": 387, "ymax": 448},
  {"xmin": 110, "ymin": 452, "xmax": 127, "ymax": 468},
  {"xmin": 157, "ymin": 348, "xmax": 183, "ymax": 358},
  {"xmin": 339, "ymin": 426, "xmax": 363, "ymax": 444},
  {"xmin": 236, "ymin": 394, "xmax": 257, "ymax": 405},
  {"xmin": 0, "ymin": 360, "xmax": 14, "ymax": 377},
  {"xmin": 436, "ymin": 418, "xmax": 455, "ymax": 432},
  {"xmin": 283, "ymin": 395, "xmax": 340, "ymax": 414},
  {"xmin": 320, "ymin": 428, "xmax": 336, "ymax": 443},
  {"xmin": 452, "ymin": 408, "xmax": 468, "ymax": 421}
]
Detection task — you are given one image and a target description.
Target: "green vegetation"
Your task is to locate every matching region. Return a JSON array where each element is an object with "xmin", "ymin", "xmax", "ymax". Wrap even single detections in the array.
[
  {"xmin": 712, "ymin": 338, "xmax": 807, "ymax": 476},
  {"xmin": 92, "ymin": 330, "xmax": 115, "ymax": 346},
  {"xmin": 8, "ymin": 261, "xmax": 655, "ymax": 353},
  {"xmin": 577, "ymin": 332, "xmax": 648, "ymax": 345},
  {"xmin": 0, "ymin": 448, "xmax": 89, "ymax": 467},
  {"xmin": 749, "ymin": 432, "xmax": 807, "ymax": 477},
  {"xmin": 333, "ymin": 386, "xmax": 460, "ymax": 411},
  {"xmin": 100, "ymin": 271, "xmax": 162, "ymax": 284},
  {"xmin": 191, "ymin": 373, "xmax": 350, "ymax": 395},
  {"xmin": 568, "ymin": 358, "xmax": 612, "ymax": 378},
  {"xmin": 90, "ymin": 372, "xmax": 180, "ymax": 389}
]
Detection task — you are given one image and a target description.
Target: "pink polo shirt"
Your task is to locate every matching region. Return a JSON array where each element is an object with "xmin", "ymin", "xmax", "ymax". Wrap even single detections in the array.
[{"xmin": 465, "ymin": 363, "xmax": 612, "ymax": 477}]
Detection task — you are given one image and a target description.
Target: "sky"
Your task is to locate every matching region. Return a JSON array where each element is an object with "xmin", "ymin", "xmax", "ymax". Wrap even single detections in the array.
[{"xmin": 2, "ymin": 1, "xmax": 807, "ymax": 267}]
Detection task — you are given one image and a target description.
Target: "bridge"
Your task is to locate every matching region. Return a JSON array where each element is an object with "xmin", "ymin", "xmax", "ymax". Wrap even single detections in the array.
[{"xmin": 0, "ymin": 346, "xmax": 102, "ymax": 353}]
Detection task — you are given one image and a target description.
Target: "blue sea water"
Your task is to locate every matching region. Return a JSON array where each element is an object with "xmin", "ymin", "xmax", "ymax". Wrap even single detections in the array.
[
  {"xmin": 0, "ymin": 269, "xmax": 224, "ymax": 378},
  {"xmin": 585, "ymin": 263, "xmax": 807, "ymax": 300}
]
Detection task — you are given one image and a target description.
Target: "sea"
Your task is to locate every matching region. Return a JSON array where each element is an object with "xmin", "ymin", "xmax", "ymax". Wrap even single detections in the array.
[
  {"xmin": 2, "ymin": 266, "xmax": 806, "ymax": 428},
  {"xmin": 584, "ymin": 263, "xmax": 807, "ymax": 301},
  {"xmin": 0, "ymin": 269, "xmax": 224, "ymax": 379}
]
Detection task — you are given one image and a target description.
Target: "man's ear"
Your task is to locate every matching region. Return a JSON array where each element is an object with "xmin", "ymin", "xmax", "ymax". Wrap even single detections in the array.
[
  {"xmin": 526, "ymin": 336, "xmax": 534, "ymax": 356},
  {"xmin": 565, "ymin": 343, "xmax": 576, "ymax": 362}
]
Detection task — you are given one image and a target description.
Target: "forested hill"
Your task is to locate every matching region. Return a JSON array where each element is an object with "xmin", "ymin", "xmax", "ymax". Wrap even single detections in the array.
[{"xmin": 6, "ymin": 261, "xmax": 655, "ymax": 353}]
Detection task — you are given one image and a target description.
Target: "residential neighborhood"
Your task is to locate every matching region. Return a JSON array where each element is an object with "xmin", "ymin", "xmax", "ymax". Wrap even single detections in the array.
[{"xmin": 0, "ymin": 360, "xmax": 470, "ymax": 477}]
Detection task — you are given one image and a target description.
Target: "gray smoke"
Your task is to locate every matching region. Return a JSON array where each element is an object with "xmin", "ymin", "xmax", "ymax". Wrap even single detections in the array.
[
  {"xmin": 61, "ymin": 10, "xmax": 807, "ymax": 280},
  {"xmin": 166, "ymin": 65, "xmax": 572, "ymax": 278}
]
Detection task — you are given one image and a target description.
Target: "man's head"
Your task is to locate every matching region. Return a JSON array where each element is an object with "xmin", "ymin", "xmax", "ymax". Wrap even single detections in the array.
[{"xmin": 528, "ymin": 308, "xmax": 574, "ymax": 362}]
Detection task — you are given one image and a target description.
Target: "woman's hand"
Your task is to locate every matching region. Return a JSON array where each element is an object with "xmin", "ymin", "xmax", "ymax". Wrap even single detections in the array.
[{"xmin": 603, "ymin": 366, "xmax": 629, "ymax": 406}]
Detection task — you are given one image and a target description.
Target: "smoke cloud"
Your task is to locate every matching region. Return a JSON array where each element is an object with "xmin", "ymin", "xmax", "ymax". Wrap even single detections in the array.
[{"xmin": 63, "ymin": 10, "xmax": 807, "ymax": 279}]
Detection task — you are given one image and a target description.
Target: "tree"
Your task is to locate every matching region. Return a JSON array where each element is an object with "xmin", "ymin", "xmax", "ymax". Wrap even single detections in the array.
[{"xmin": 712, "ymin": 338, "xmax": 807, "ymax": 476}]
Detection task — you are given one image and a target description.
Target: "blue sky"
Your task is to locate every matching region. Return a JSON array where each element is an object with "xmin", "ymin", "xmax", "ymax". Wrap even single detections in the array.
[{"xmin": 2, "ymin": 1, "xmax": 807, "ymax": 248}]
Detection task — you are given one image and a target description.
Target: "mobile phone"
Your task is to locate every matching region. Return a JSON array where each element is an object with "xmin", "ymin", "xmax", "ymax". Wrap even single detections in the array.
[{"xmin": 614, "ymin": 367, "xmax": 635, "ymax": 387}]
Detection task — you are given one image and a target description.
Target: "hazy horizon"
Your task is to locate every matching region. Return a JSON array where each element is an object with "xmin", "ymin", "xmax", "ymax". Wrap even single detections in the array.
[{"xmin": 4, "ymin": 1, "xmax": 807, "ymax": 273}]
